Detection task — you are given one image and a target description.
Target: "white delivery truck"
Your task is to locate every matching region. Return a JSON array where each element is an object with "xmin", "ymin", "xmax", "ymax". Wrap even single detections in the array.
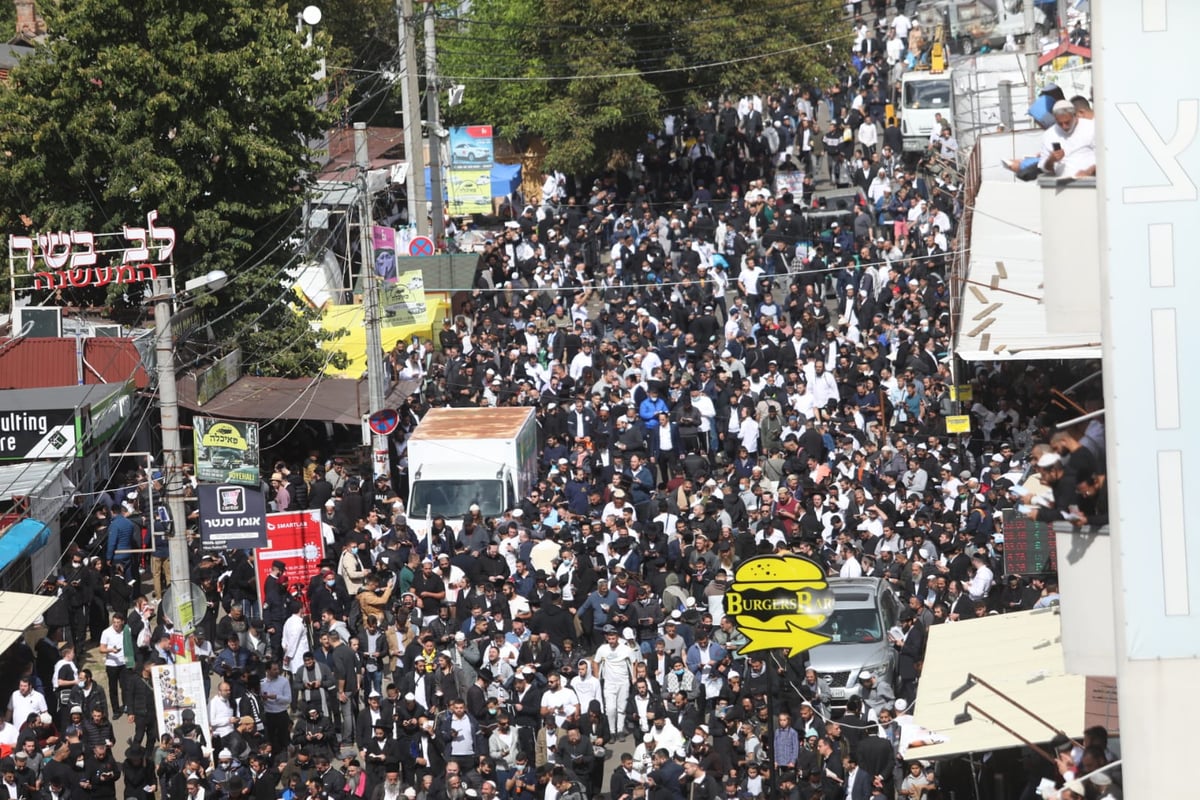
[
  {"xmin": 900, "ymin": 68, "xmax": 955, "ymax": 157},
  {"xmin": 406, "ymin": 406, "xmax": 539, "ymax": 530}
]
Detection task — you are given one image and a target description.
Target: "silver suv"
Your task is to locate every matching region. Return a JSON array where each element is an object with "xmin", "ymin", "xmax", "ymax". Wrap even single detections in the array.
[{"xmin": 806, "ymin": 577, "xmax": 901, "ymax": 715}]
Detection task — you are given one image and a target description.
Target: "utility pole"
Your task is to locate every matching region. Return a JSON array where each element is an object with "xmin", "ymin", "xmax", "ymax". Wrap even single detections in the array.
[
  {"xmin": 398, "ymin": 0, "xmax": 428, "ymax": 236},
  {"xmin": 356, "ymin": 123, "xmax": 389, "ymax": 480},
  {"xmin": 152, "ymin": 272, "xmax": 229, "ymax": 649},
  {"xmin": 424, "ymin": 0, "xmax": 446, "ymax": 248}
]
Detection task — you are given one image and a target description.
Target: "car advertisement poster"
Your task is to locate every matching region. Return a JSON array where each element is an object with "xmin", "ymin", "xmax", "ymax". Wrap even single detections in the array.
[
  {"xmin": 448, "ymin": 125, "xmax": 493, "ymax": 167},
  {"xmin": 448, "ymin": 168, "xmax": 493, "ymax": 214},
  {"xmin": 379, "ymin": 269, "xmax": 429, "ymax": 326},
  {"xmin": 194, "ymin": 416, "xmax": 260, "ymax": 485}
]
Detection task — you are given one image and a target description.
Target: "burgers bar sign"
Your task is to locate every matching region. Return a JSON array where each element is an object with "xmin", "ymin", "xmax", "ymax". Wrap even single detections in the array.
[
  {"xmin": 726, "ymin": 555, "xmax": 835, "ymax": 657},
  {"xmin": 8, "ymin": 209, "xmax": 176, "ymax": 294}
]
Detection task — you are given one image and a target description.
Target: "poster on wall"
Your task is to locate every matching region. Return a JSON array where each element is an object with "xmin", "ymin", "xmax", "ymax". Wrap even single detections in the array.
[
  {"xmin": 193, "ymin": 417, "xmax": 260, "ymax": 485},
  {"xmin": 152, "ymin": 662, "xmax": 211, "ymax": 742}
]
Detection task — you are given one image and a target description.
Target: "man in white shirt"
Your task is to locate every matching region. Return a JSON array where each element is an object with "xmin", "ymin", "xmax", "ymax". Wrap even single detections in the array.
[
  {"xmin": 839, "ymin": 546, "xmax": 864, "ymax": 579},
  {"xmin": 208, "ymin": 682, "xmax": 238, "ymax": 749},
  {"xmin": 98, "ymin": 613, "xmax": 128, "ymax": 714},
  {"xmin": 592, "ymin": 627, "xmax": 636, "ymax": 735},
  {"xmin": 281, "ymin": 603, "xmax": 308, "ymax": 675},
  {"xmin": 8, "ymin": 677, "xmax": 46, "ymax": 725},
  {"xmin": 968, "ymin": 553, "xmax": 995, "ymax": 602},
  {"xmin": 539, "ymin": 672, "xmax": 580, "ymax": 729},
  {"xmin": 1039, "ymin": 100, "xmax": 1096, "ymax": 179}
]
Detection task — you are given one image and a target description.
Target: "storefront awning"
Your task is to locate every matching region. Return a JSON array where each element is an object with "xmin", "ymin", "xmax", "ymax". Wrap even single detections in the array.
[
  {"xmin": 0, "ymin": 460, "xmax": 75, "ymax": 521},
  {"xmin": 0, "ymin": 591, "xmax": 56, "ymax": 655},
  {"xmin": 0, "ymin": 520, "xmax": 50, "ymax": 573},
  {"xmin": 906, "ymin": 608, "xmax": 1090, "ymax": 760}
]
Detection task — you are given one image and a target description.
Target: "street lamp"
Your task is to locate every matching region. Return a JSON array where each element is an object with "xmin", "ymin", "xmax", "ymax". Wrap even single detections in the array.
[{"xmin": 152, "ymin": 271, "xmax": 227, "ymax": 648}]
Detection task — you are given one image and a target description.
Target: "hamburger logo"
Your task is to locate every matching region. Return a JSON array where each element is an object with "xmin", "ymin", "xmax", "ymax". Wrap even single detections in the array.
[{"xmin": 727, "ymin": 555, "xmax": 834, "ymax": 657}]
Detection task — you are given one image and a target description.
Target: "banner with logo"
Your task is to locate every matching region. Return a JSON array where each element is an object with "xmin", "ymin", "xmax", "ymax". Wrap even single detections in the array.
[
  {"xmin": 194, "ymin": 417, "xmax": 260, "ymax": 485},
  {"xmin": 254, "ymin": 510, "xmax": 325, "ymax": 614},
  {"xmin": 379, "ymin": 269, "xmax": 428, "ymax": 327},
  {"xmin": 447, "ymin": 168, "xmax": 493, "ymax": 214},
  {"xmin": 151, "ymin": 662, "xmax": 210, "ymax": 744},
  {"xmin": 196, "ymin": 484, "xmax": 268, "ymax": 549}
]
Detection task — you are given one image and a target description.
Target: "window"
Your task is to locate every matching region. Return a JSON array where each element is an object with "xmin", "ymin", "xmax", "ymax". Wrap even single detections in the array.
[
  {"xmin": 904, "ymin": 80, "xmax": 951, "ymax": 109},
  {"xmin": 409, "ymin": 479, "xmax": 504, "ymax": 519}
]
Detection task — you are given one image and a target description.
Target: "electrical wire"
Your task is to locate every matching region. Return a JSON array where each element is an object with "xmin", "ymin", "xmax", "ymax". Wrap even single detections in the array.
[{"xmin": 427, "ymin": 35, "xmax": 855, "ymax": 82}]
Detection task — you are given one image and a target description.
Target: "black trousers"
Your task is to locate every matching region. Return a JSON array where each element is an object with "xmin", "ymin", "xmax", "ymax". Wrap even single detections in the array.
[{"xmin": 105, "ymin": 665, "xmax": 125, "ymax": 712}]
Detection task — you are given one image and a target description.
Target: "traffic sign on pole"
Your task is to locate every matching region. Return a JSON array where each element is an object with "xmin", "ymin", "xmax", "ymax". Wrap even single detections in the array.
[
  {"xmin": 408, "ymin": 236, "xmax": 435, "ymax": 257},
  {"xmin": 368, "ymin": 409, "xmax": 400, "ymax": 436}
]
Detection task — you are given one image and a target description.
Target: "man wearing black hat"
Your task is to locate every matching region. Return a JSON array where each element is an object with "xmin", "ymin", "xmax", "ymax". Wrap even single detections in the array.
[
  {"xmin": 892, "ymin": 608, "xmax": 926, "ymax": 703},
  {"xmin": 263, "ymin": 561, "xmax": 288, "ymax": 654}
]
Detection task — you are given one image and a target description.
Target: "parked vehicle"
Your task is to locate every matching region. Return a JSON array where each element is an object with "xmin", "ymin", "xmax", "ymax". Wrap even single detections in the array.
[
  {"xmin": 407, "ymin": 407, "xmax": 538, "ymax": 536},
  {"xmin": 805, "ymin": 577, "xmax": 902, "ymax": 715}
]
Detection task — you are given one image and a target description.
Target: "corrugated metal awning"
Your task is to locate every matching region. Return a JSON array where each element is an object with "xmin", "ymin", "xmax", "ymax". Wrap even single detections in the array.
[{"xmin": 906, "ymin": 608, "xmax": 1090, "ymax": 760}]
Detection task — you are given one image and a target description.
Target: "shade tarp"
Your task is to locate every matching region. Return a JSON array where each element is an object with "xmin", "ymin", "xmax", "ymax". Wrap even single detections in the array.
[
  {"xmin": 0, "ymin": 591, "xmax": 56, "ymax": 656},
  {"xmin": 954, "ymin": 131, "xmax": 1101, "ymax": 361},
  {"xmin": 0, "ymin": 519, "xmax": 50, "ymax": 572},
  {"xmin": 906, "ymin": 608, "xmax": 1087, "ymax": 760}
]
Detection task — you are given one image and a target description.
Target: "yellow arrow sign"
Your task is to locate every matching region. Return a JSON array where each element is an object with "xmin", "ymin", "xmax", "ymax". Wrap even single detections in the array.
[{"xmin": 737, "ymin": 621, "xmax": 832, "ymax": 659}]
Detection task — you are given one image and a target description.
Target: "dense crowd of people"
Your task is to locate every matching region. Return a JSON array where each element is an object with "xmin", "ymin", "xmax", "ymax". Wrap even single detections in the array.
[{"xmin": 4, "ymin": 7, "xmax": 1116, "ymax": 800}]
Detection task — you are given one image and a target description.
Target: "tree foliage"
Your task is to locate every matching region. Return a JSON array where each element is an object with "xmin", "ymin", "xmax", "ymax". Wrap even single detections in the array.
[
  {"xmin": 0, "ymin": 0, "xmax": 344, "ymax": 376},
  {"xmin": 438, "ymin": 0, "xmax": 845, "ymax": 172}
]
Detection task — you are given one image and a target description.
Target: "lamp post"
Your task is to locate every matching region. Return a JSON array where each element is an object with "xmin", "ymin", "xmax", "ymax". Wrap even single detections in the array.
[{"xmin": 152, "ymin": 271, "xmax": 228, "ymax": 646}]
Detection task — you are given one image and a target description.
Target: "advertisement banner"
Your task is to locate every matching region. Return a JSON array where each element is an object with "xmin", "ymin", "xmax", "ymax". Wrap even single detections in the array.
[
  {"xmin": 193, "ymin": 417, "xmax": 260, "ymax": 485},
  {"xmin": 151, "ymin": 662, "xmax": 210, "ymax": 743},
  {"xmin": 379, "ymin": 270, "xmax": 429, "ymax": 327},
  {"xmin": 372, "ymin": 226, "xmax": 398, "ymax": 283},
  {"xmin": 448, "ymin": 125, "xmax": 494, "ymax": 167},
  {"xmin": 447, "ymin": 168, "xmax": 493, "ymax": 215},
  {"xmin": 197, "ymin": 485, "xmax": 268, "ymax": 549},
  {"xmin": 254, "ymin": 510, "xmax": 325, "ymax": 614},
  {"xmin": 0, "ymin": 408, "xmax": 79, "ymax": 461}
]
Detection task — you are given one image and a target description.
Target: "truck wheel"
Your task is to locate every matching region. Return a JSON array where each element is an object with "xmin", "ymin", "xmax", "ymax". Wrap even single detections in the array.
[{"xmin": 959, "ymin": 36, "xmax": 975, "ymax": 55}]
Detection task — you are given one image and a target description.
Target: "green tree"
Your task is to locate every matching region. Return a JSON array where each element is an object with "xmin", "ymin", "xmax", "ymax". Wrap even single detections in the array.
[
  {"xmin": 437, "ymin": 0, "xmax": 845, "ymax": 172},
  {"xmin": 0, "ymin": 0, "xmax": 344, "ymax": 376}
]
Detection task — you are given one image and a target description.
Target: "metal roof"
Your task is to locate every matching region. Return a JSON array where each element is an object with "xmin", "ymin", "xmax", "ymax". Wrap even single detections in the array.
[
  {"xmin": 0, "ymin": 381, "xmax": 129, "ymax": 413},
  {"xmin": 175, "ymin": 374, "xmax": 420, "ymax": 426},
  {"xmin": 409, "ymin": 407, "xmax": 533, "ymax": 441},
  {"xmin": 0, "ymin": 337, "xmax": 149, "ymax": 390}
]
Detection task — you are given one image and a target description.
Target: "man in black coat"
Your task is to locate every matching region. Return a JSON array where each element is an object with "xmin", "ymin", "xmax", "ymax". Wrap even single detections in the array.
[{"xmin": 893, "ymin": 609, "xmax": 926, "ymax": 703}]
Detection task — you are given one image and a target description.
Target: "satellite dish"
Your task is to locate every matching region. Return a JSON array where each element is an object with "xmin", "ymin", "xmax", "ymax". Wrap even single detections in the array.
[{"xmin": 302, "ymin": 5, "xmax": 323, "ymax": 25}]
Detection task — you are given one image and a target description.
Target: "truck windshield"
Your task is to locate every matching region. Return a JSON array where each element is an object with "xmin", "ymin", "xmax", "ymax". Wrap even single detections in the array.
[
  {"xmin": 814, "ymin": 608, "xmax": 884, "ymax": 643},
  {"xmin": 904, "ymin": 80, "xmax": 951, "ymax": 109},
  {"xmin": 409, "ymin": 479, "xmax": 504, "ymax": 519}
]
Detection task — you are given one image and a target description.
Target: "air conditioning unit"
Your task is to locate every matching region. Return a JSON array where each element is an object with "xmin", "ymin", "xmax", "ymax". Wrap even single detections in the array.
[
  {"xmin": 14, "ymin": 306, "xmax": 62, "ymax": 338},
  {"xmin": 90, "ymin": 325, "xmax": 122, "ymax": 338}
]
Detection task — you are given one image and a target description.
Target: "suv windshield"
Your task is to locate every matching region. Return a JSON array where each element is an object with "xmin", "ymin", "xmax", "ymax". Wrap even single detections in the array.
[
  {"xmin": 904, "ymin": 80, "xmax": 951, "ymax": 108},
  {"xmin": 409, "ymin": 479, "xmax": 504, "ymax": 519},
  {"xmin": 815, "ymin": 608, "xmax": 884, "ymax": 643}
]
